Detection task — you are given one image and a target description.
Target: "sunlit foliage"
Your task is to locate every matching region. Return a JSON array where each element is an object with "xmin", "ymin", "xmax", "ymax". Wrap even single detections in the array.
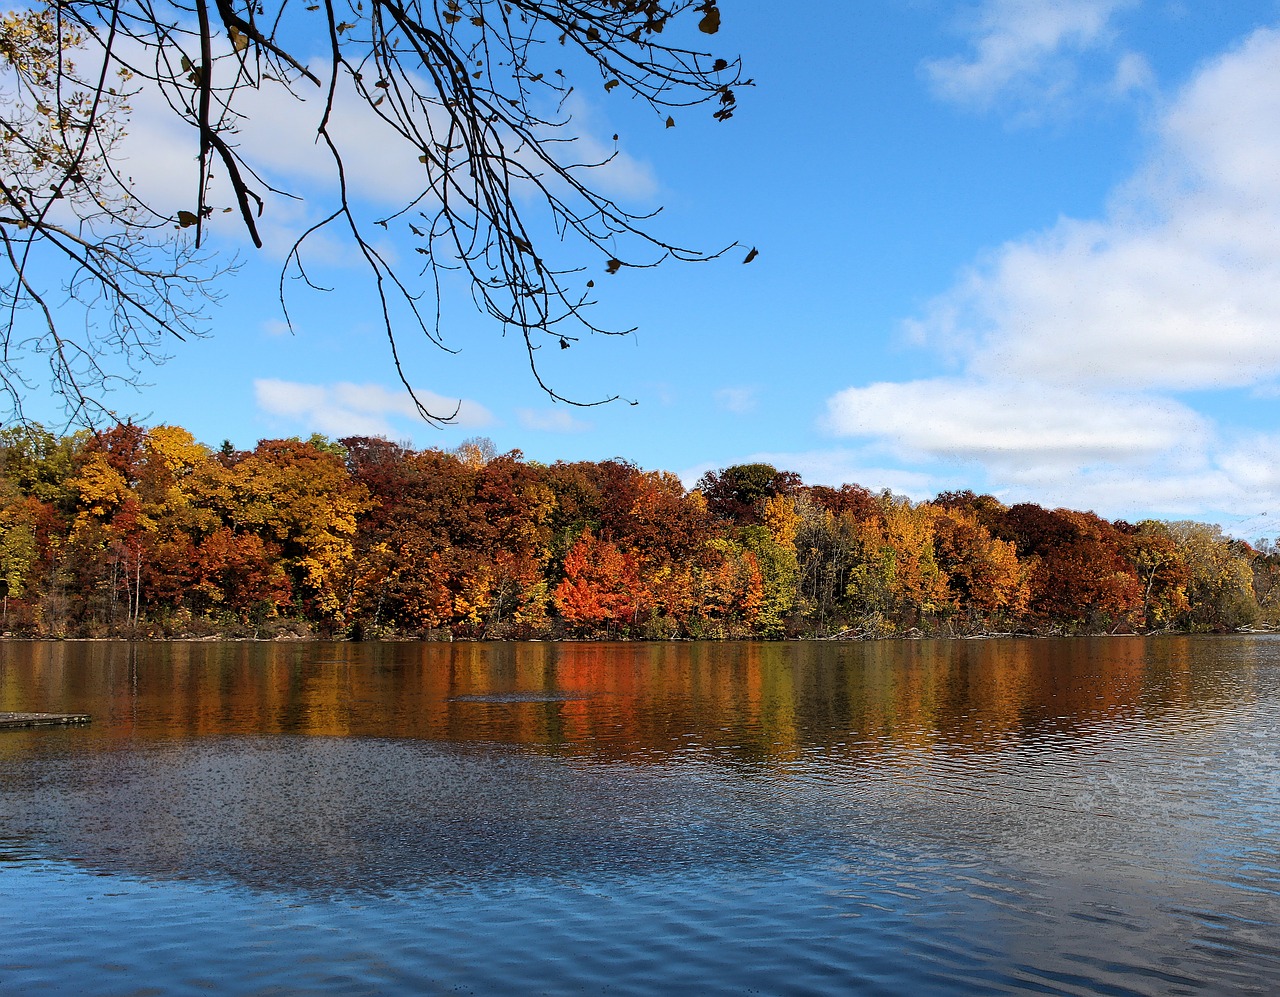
[{"xmin": 0, "ymin": 422, "xmax": 1270, "ymax": 639}]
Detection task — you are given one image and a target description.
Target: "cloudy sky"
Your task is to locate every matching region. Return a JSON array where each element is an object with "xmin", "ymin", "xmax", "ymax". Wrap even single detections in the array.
[{"xmin": 32, "ymin": 0, "xmax": 1280, "ymax": 534}]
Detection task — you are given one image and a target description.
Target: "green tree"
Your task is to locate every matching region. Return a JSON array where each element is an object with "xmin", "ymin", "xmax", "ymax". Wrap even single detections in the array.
[
  {"xmin": 0, "ymin": 477, "xmax": 37, "ymax": 623},
  {"xmin": 697, "ymin": 464, "xmax": 802, "ymax": 524},
  {"xmin": 0, "ymin": 423, "xmax": 83, "ymax": 509}
]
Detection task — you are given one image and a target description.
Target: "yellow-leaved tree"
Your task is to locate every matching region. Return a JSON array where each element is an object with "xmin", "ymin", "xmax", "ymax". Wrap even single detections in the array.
[
  {"xmin": 197, "ymin": 439, "xmax": 371, "ymax": 621},
  {"xmin": 846, "ymin": 495, "xmax": 950, "ymax": 633}
]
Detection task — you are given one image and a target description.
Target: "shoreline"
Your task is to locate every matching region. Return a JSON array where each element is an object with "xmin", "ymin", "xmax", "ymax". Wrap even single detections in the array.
[{"xmin": 2, "ymin": 627, "xmax": 1274, "ymax": 644}]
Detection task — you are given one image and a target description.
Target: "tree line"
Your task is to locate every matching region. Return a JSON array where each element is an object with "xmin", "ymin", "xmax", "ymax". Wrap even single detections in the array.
[{"xmin": 1, "ymin": 423, "xmax": 1275, "ymax": 640}]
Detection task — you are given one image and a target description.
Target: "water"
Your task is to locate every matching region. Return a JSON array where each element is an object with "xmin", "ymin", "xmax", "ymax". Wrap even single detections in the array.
[{"xmin": 0, "ymin": 638, "xmax": 1277, "ymax": 994}]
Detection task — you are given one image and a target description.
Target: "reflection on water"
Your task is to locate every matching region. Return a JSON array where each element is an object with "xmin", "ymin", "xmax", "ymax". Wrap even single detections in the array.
[
  {"xmin": 0, "ymin": 636, "xmax": 1255, "ymax": 756},
  {"xmin": 0, "ymin": 637, "xmax": 1278, "ymax": 994}
]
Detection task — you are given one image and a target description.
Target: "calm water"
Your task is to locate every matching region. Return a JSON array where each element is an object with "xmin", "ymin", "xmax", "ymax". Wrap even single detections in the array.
[{"xmin": 0, "ymin": 637, "xmax": 1278, "ymax": 995}]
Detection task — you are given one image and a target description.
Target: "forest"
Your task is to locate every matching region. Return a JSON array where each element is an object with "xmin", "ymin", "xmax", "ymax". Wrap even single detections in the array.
[{"xmin": 0, "ymin": 422, "xmax": 1275, "ymax": 640}]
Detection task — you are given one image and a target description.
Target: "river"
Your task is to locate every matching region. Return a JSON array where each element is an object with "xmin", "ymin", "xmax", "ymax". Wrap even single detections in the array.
[{"xmin": 0, "ymin": 638, "xmax": 1277, "ymax": 994}]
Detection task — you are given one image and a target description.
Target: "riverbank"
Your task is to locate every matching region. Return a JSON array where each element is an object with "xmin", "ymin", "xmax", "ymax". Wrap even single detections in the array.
[{"xmin": 4, "ymin": 620, "xmax": 1275, "ymax": 642}]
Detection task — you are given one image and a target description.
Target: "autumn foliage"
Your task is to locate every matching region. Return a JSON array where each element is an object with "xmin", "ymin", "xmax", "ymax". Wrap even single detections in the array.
[{"xmin": 0, "ymin": 423, "xmax": 1270, "ymax": 639}]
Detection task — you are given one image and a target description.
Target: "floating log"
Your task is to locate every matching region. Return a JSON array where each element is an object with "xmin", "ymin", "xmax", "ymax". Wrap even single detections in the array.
[{"xmin": 0, "ymin": 712, "xmax": 91, "ymax": 730}]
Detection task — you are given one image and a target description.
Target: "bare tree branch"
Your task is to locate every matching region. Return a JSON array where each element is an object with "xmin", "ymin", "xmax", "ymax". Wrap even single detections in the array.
[{"xmin": 0, "ymin": 0, "xmax": 745, "ymax": 424}]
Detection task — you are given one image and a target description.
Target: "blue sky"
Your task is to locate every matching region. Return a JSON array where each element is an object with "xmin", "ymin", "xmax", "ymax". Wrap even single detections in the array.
[{"xmin": 34, "ymin": 0, "xmax": 1280, "ymax": 536}]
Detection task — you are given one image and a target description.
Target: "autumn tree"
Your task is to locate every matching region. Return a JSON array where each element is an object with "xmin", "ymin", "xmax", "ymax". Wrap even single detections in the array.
[
  {"xmin": 1123, "ymin": 521, "xmax": 1191, "ymax": 629},
  {"xmin": 344, "ymin": 443, "xmax": 477, "ymax": 631},
  {"xmin": 991, "ymin": 504, "xmax": 1142, "ymax": 630},
  {"xmin": 697, "ymin": 463, "xmax": 802, "ymax": 525},
  {"xmin": 0, "ymin": 474, "xmax": 36, "ymax": 623},
  {"xmin": 736, "ymin": 493, "xmax": 798, "ymax": 636},
  {"xmin": 187, "ymin": 526, "xmax": 291, "ymax": 618},
  {"xmin": 1157, "ymin": 521, "xmax": 1258, "ymax": 631},
  {"xmin": 573, "ymin": 460, "xmax": 645, "ymax": 541},
  {"xmin": 1250, "ymin": 538, "xmax": 1280, "ymax": 626},
  {"xmin": 4, "ymin": 422, "xmax": 1271, "ymax": 640},
  {"xmin": 65, "ymin": 428, "xmax": 147, "ymax": 627},
  {"xmin": 466, "ymin": 452, "xmax": 557, "ymax": 632},
  {"xmin": 343, "ymin": 440, "xmax": 555, "ymax": 634},
  {"xmin": 6, "ymin": 0, "xmax": 745, "ymax": 422},
  {"xmin": 65, "ymin": 424, "xmax": 224, "ymax": 624},
  {"xmin": 544, "ymin": 459, "xmax": 660, "ymax": 558},
  {"xmin": 198, "ymin": 437, "xmax": 371, "ymax": 622},
  {"xmin": 604, "ymin": 468, "xmax": 710, "ymax": 635},
  {"xmin": 793, "ymin": 494, "xmax": 858, "ymax": 633},
  {"xmin": 932, "ymin": 490, "xmax": 1008, "ymax": 539},
  {"xmin": 554, "ymin": 528, "xmax": 645, "ymax": 635},
  {"xmin": 806, "ymin": 482, "xmax": 877, "ymax": 521},
  {"xmin": 929, "ymin": 504, "xmax": 1027, "ymax": 630},
  {"xmin": 0, "ymin": 424, "xmax": 77, "ymax": 630},
  {"xmin": 844, "ymin": 495, "xmax": 949, "ymax": 632},
  {"xmin": 697, "ymin": 536, "xmax": 762, "ymax": 634},
  {"xmin": 340, "ymin": 436, "xmax": 415, "ymax": 629}
]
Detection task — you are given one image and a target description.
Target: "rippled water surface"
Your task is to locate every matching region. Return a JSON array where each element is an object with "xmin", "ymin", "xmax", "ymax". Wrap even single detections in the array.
[{"xmin": 1, "ymin": 637, "xmax": 1278, "ymax": 994}]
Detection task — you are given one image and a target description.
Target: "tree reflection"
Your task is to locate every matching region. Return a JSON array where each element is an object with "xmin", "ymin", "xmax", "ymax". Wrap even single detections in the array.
[{"xmin": 0, "ymin": 637, "xmax": 1268, "ymax": 894}]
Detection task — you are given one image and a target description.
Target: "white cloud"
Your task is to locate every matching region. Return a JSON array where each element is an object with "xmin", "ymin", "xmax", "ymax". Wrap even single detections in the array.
[
  {"xmin": 714, "ymin": 386, "xmax": 757, "ymax": 415},
  {"xmin": 683, "ymin": 440, "xmax": 1280, "ymax": 524},
  {"xmin": 678, "ymin": 451, "xmax": 935, "ymax": 500},
  {"xmin": 923, "ymin": 0, "xmax": 1139, "ymax": 111},
  {"xmin": 117, "ymin": 63, "xmax": 435, "ymax": 251},
  {"xmin": 918, "ymin": 27, "xmax": 1280, "ymax": 392},
  {"xmin": 257, "ymin": 379, "xmax": 328, "ymax": 419},
  {"xmin": 115, "ymin": 46, "xmax": 656, "ymax": 260},
  {"xmin": 255, "ymin": 378, "xmax": 492, "ymax": 437},
  {"xmin": 967, "ymin": 438, "xmax": 1280, "ymax": 522},
  {"xmin": 1110, "ymin": 50, "xmax": 1156, "ymax": 97},
  {"xmin": 825, "ymin": 379, "xmax": 1208, "ymax": 467},
  {"xmin": 550, "ymin": 94, "xmax": 659, "ymax": 203},
  {"xmin": 228, "ymin": 64, "xmax": 438, "ymax": 209},
  {"xmin": 517, "ymin": 407, "xmax": 592, "ymax": 433},
  {"xmin": 829, "ymin": 26, "xmax": 1280, "ymax": 520}
]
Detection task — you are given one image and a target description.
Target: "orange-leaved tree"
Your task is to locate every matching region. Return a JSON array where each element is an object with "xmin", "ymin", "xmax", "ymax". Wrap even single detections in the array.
[{"xmin": 554, "ymin": 530, "xmax": 645, "ymax": 636}]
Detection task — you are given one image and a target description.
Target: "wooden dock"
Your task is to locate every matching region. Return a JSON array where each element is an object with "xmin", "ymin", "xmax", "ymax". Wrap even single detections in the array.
[{"xmin": 0, "ymin": 712, "xmax": 91, "ymax": 730}]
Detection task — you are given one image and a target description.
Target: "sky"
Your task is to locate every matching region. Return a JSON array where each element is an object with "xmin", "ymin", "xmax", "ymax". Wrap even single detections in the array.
[{"xmin": 24, "ymin": 0, "xmax": 1280, "ymax": 536}]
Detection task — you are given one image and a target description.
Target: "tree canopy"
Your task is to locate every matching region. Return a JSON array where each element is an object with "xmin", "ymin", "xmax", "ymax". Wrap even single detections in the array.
[
  {"xmin": 1, "ymin": 422, "xmax": 1271, "ymax": 639},
  {"xmin": 0, "ymin": 0, "xmax": 745, "ymax": 423}
]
